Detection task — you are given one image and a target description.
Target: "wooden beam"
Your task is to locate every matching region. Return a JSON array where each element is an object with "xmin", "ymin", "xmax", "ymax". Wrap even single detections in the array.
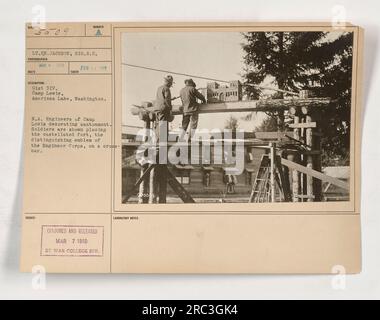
[
  {"xmin": 166, "ymin": 167, "xmax": 195, "ymax": 203},
  {"xmin": 256, "ymin": 97, "xmax": 331, "ymax": 110},
  {"xmin": 122, "ymin": 154, "xmax": 138, "ymax": 169},
  {"xmin": 131, "ymin": 98, "xmax": 331, "ymax": 116},
  {"xmin": 280, "ymin": 158, "xmax": 350, "ymax": 191},
  {"xmin": 289, "ymin": 122, "xmax": 317, "ymax": 129}
]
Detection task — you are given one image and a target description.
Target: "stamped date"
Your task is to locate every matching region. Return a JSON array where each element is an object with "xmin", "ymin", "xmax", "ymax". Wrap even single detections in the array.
[{"xmin": 40, "ymin": 225, "xmax": 104, "ymax": 257}]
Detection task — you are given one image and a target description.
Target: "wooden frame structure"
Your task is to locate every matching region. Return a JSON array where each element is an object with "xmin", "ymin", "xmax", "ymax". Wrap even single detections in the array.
[{"xmin": 126, "ymin": 89, "xmax": 348, "ymax": 204}]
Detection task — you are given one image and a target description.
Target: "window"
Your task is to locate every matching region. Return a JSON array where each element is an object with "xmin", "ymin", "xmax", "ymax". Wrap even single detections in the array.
[{"xmin": 176, "ymin": 171, "xmax": 190, "ymax": 185}]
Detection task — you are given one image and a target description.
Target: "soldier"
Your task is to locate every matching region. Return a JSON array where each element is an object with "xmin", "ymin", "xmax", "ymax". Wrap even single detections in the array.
[
  {"xmin": 156, "ymin": 75, "xmax": 174, "ymax": 122},
  {"xmin": 154, "ymin": 75, "xmax": 175, "ymax": 146},
  {"xmin": 180, "ymin": 79, "xmax": 206, "ymax": 140}
]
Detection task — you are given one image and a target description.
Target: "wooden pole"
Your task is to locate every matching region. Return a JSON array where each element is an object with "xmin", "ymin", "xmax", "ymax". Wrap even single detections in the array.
[
  {"xmin": 149, "ymin": 120, "xmax": 158, "ymax": 204},
  {"xmin": 292, "ymin": 115, "xmax": 301, "ymax": 202},
  {"xmin": 270, "ymin": 143, "xmax": 276, "ymax": 203},
  {"xmin": 157, "ymin": 120, "xmax": 168, "ymax": 204},
  {"xmin": 301, "ymin": 116, "xmax": 306, "ymax": 201},
  {"xmin": 138, "ymin": 164, "xmax": 149, "ymax": 204},
  {"xmin": 305, "ymin": 114, "xmax": 314, "ymax": 202},
  {"xmin": 313, "ymin": 133, "xmax": 323, "ymax": 201},
  {"xmin": 138, "ymin": 120, "xmax": 151, "ymax": 204},
  {"xmin": 158, "ymin": 164, "xmax": 167, "ymax": 203},
  {"xmin": 149, "ymin": 166, "xmax": 157, "ymax": 203}
]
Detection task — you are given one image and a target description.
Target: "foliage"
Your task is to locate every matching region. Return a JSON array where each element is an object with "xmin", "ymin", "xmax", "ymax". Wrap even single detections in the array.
[
  {"xmin": 241, "ymin": 32, "xmax": 353, "ymax": 165},
  {"xmin": 253, "ymin": 115, "xmax": 278, "ymax": 132}
]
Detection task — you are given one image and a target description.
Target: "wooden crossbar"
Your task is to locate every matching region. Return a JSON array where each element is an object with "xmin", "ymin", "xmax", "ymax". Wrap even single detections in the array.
[
  {"xmin": 131, "ymin": 98, "xmax": 331, "ymax": 116},
  {"xmin": 280, "ymin": 158, "xmax": 350, "ymax": 191}
]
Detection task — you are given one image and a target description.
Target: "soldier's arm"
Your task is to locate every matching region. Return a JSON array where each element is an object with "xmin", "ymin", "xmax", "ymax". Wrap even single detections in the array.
[{"xmin": 193, "ymin": 88, "xmax": 206, "ymax": 104}]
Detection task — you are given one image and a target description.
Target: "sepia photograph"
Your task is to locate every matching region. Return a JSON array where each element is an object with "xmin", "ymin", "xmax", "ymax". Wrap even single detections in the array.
[{"xmin": 121, "ymin": 30, "xmax": 354, "ymax": 204}]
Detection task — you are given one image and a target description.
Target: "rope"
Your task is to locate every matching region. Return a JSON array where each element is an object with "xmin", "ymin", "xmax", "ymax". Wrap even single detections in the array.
[{"xmin": 122, "ymin": 62, "xmax": 299, "ymax": 96}]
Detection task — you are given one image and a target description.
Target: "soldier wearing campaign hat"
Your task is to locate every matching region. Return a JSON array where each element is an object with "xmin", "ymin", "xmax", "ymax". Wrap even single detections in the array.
[
  {"xmin": 180, "ymin": 78, "xmax": 206, "ymax": 139},
  {"xmin": 155, "ymin": 75, "xmax": 175, "ymax": 122}
]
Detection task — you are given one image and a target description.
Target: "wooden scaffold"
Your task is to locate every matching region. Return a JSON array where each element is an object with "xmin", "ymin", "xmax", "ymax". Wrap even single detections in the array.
[{"xmin": 124, "ymin": 87, "xmax": 349, "ymax": 204}]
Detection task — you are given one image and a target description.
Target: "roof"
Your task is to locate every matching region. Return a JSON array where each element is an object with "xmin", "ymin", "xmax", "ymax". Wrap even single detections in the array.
[
  {"xmin": 122, "ymin": 125, "xmax": 144, "ymax": 136},
  {"xmin": 323, "ymin": 166, "xmax": 350, "ymax": 180}
]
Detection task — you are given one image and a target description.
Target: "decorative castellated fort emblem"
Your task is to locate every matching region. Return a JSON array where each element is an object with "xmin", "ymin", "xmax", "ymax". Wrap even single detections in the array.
[{"xmin": 200, "ymin": 81, "xmax": 243, "ymax": 103}]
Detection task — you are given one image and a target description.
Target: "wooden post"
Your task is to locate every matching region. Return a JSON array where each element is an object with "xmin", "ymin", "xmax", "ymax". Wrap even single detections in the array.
[
  {"xmin": 149, "ymin": 165, "xmax": 157, "ymax": 204},
  {"xmin": 138, "ymin": 120, "xmax": 151, "ymax": 204},
  {"xmin": 270, "ymin": 143, "xmax": 276, "ymax": 203},
  {"xmin": 313, "ymin": 117, "xmax": 323, "ymax": 201},
  {"xmin": 157, "ymin": 119, "xmax": 168, "ymax": 204},
  {"xmin": 300, "ymin": 90, "xmax": 315, "ymax": 202},
  {"xmin": 305, "ymin": 113, "xmax": 314, "ymax": 202},
  {"xmin": 157, "ymin": 165, "xmax": 167, "ymax": 203},
  {"xmin": 292, "ymin": 114, "xmax": 301, "ymax": 202},
  {"xmin": 301, "ymin": 116, "xmax": 306, "ymax": 201}
]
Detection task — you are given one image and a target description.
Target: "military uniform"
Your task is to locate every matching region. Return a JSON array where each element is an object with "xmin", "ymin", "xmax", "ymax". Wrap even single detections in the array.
[
  {"xmin": 154, "ymin": 76, "xmax": 174, "ymax": 145},
  {"xmin": 180, "ymin": 82, "xmax": 206, "ymax": 133},
  {"xmin": 155, "ymin": 84, "xmax": 172, "ymax": 121}
]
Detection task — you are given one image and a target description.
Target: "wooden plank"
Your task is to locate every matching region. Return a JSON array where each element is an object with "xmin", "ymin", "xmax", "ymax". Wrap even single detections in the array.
[
  {"xmin": 280, "ymin": 158, "xmax": 350, "ymax": 191},
  {"xmin": 131, "ymin": 98, "xmax": 331, "ymax": 116},
  {"xmin": 289, "ymin": 122, "xmax": 317, "ymax": 129}
]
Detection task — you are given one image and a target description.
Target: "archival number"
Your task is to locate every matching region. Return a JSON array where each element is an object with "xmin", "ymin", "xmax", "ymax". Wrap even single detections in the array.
[
  {"xmin": 142, "ymin": 304, "xmax": 238, "ymax": 317},
  {"xmin": 186, "ymin": 305, "xmax": 238, "ymax": 316}
]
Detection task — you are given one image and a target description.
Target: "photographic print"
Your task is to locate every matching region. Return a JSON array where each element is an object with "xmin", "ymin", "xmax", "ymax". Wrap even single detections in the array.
[
  {"xmin": 122, "ymin": 31, "xmax": 354, "ymax": 204},
  {"xmin": 20, "ymin": 22, "xmax": 362, "ymax": 274}
]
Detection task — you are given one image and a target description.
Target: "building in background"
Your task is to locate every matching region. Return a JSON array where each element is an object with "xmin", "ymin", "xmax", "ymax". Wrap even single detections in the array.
[{"xmin": 199, "ymin": 81, "xmax": 243, "ymax": 103}]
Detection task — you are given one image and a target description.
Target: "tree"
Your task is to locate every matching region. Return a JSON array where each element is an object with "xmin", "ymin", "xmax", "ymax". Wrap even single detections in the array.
[
  {"xmin": 254, "ymin": 115, "xmax": 278, "ymax": 132},
  {"xmin": 224, "ymin": 115, "xmax": 239, "ymax": 130},
  {"xmin": 242, "ymin": 32, "xmax": 325, "ymax": 98},
  {"xmin": 311, "ymin": 33, "xmax": 353, "ymax": 166},
  {"xmin": 241, "ymin": 32, "xmax": 353, "ymax": 165}
]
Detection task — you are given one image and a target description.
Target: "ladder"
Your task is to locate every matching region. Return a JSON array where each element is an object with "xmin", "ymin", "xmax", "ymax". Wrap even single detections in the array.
[
  {"xmin": 249, "ymin": 155, "xmax": 271, "ymax": 203},
  {"xmin": 249, "ymin": 154, "xmax": 291, "ymax": 203}
]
